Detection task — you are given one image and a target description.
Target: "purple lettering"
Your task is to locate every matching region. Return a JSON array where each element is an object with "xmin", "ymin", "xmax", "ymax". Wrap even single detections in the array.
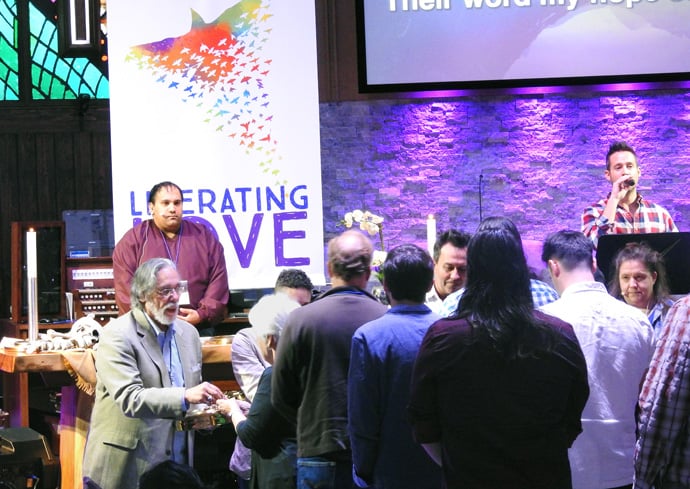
[
  {"xmin": 236, "ymin": 187, "xmax": 251, "ymax": 212},
  {"xmin": 181, "ymin": 189, "xmax": 193, "ymax": 215},
  {"xmin": 198, "ymin": 189, "xmax": 216, "ymax": 214},
  {"xmin": 222, "ymin": 214, "xmax": 263, "ymax": 268},
  {"xmin": 274, "ymin": 212, "xmax": 309, "ymax": 266},
  {"xmin": 184, "ymin": 216, "xmax": 220, "ymax": 241},
  {"xmin": 129, "ymin": 191, "xmax": 143, "ymax": 216}
]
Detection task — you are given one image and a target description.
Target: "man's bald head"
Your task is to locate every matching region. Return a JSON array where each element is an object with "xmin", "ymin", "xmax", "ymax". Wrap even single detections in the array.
[{"xmin": 327, "ymin": 230, "xmax": 373, "ymax": 286}]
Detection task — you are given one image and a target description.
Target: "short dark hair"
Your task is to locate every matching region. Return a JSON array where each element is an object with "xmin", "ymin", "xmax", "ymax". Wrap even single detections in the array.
[
  {"xmin": 608, "ymin": 242, "xmax": 670, "ymax": 302},
  {"xmin": 139, "ymin": 460, "xmax": 205, "ymax": 489},
  {"xmin": 606, "ymin": 141, "xmax": 637, "ymax": 170},
  {"xmin": 148, "ymin": 181, "xmax": 183, "ymax": 204},
  {"xmin": 383, "ymin": 244, "xmax": 434, "ymax": 303},
  {"xmin": 541, "ymin": 230, "xmax": 594, "ymax": 271},
  {"xmin": 275, "ymin": 268, "xmax": 313, "ymax": 291},
  {"xmin": 433, "ymin": 229, "xmax": 471, "ymax": 262}
]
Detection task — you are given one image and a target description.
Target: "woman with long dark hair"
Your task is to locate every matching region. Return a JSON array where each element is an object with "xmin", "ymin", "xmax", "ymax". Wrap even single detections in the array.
[{"xmin": 408, "ymin": 217, "xmax": 589, "ymax": 489}]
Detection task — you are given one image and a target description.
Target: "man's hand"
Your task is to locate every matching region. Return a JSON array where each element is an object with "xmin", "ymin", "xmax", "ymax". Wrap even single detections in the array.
[
  {"xmin": 185, "ymin": 381, "xmax": 224, "ymax": 405},
  {"xmin": 178, "ymin": 307, "xmax": 201, "ymax": 325},
  {"xmin": 610, "ymin": 174, "xmax": 636, "ymax": 201}
]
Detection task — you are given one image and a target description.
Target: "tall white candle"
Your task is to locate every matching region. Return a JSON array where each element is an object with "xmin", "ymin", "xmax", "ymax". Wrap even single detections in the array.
[
  {"xmin": 26, "ymin": 228, "xmax": 39, "ymax": 341},
  {"xmin": 426, "ymin": 214, "xmax": 436, "ymax": 256},
  {"xmin": 26, "ymin": 229, "xmax": 37, "ymax": 278}
]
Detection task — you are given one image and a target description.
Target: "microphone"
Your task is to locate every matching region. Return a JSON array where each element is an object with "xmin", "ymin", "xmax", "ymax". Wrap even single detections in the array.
[{"xmin": 624, "ymin": 178, "xmax": 635, "ymax": 187}]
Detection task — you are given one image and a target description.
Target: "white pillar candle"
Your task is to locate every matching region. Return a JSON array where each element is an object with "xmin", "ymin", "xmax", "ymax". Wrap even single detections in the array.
[
  {"xmin": 26, "ymin": 229, "xmax": 37, "ymax": 278},
  {"xmin": 426, "ymin": 214, "xmax": 436, "ymax": 256}
]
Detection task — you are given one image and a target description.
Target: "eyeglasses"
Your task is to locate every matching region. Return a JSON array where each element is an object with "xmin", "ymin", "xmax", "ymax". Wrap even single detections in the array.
[{"xmin": 156, "ymin": 284, "xmax": 184, "ymax": 299}]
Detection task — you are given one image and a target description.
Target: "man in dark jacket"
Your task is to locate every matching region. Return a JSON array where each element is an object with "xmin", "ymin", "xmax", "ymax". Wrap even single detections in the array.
[{"xmin": 272, "ymin": 230, "xmax": 387, "ymax": 489}]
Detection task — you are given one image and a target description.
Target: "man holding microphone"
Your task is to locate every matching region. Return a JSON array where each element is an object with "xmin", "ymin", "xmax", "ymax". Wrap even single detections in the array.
[{"xmin": 581, "ymin": 141, "xmax": 677, "ymax": 248}]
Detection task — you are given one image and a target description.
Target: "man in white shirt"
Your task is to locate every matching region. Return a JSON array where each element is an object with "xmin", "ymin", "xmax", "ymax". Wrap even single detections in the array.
[
  {"xmin": 540, "ymin": 230, "xmax": 654, "ymax": 489},
  {"xmin": 424, "ymin": 229, "xmax": 471, "ymax": 314}
]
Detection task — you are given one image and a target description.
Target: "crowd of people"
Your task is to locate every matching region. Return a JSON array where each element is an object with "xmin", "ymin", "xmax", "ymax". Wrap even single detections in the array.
[{"xmin": 82, "ymin": 140, "xmax": 689, "ymax": 489}]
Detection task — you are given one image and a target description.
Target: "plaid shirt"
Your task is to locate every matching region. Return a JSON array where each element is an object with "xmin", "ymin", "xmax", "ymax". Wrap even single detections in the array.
[
  {"xmin": 581, "ymin": 193, "xmax": 678, "ymax": 247},
  {"xmin": 439, "ymin": 279, "xmax": 559, "ymax": 317},
  {"xmin": 634, "ymin": 296, "xmax": 690, "ymax": 489}
]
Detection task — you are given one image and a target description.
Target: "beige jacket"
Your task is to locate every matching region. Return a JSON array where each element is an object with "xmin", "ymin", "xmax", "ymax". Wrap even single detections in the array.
[{"xmin": 82, "ymin": 308, "xmax": 202, "ymax": 489}]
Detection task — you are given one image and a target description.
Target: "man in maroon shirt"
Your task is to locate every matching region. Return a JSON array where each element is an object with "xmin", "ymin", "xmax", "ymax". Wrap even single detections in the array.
[{"xmin": 113, "ymin": 181, "xmax": 229, "ymax": 335}]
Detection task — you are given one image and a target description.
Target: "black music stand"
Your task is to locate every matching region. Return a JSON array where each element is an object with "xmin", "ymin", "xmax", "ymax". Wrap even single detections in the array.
[{"xmin": 596, "ymin": 232, "xmax": 690, "ymax": 295}]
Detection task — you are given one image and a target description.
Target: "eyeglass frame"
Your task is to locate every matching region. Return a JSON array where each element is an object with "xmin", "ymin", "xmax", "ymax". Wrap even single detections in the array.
[{"xmin": 155, "ymin": 283, "xmax": 186, "ymax": 299}]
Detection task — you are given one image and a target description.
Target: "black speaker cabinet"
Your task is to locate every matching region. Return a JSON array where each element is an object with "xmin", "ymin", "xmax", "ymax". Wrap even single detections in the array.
[{"xmin": 0, "ymin": 428, "xmax": 59, "ymax": 489}]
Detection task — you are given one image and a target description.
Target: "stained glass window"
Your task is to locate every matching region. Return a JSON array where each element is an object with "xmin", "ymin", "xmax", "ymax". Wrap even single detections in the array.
[
  {"xmin": 0, "ymin": 0, "xmax": 19, "ymax": 100},
  {"xmin": 0, "ymin": 0, "xmax": 109, "ymax": 101}
]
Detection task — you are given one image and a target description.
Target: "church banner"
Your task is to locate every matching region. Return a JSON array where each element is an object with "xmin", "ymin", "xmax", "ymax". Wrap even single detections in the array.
[{"xmin": 107, "ymin": 0, "xmax": 325, "ymax": 289}]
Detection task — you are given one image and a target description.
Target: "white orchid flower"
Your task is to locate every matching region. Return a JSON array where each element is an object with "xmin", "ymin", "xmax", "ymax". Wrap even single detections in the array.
[
  {"xmin": 372, "ymin": 250, "xmax": 387, "ymax": 267},
  {"xmin": 370, "ymin": 214, "xmax": 384, "ymax": 224},
  {"xmin": 364, "ymin": 221, "xmax": 379, "ymax": 236},
  {"xmin": 341, "ymin": 209, "xmax": 385, "ymax": 252}
]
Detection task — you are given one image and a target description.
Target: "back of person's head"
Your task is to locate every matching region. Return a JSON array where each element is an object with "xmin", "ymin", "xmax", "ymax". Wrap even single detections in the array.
[
  {"xmin": 606, "ymin": 141, "xmax": 637, "ymax": 170},
  {"xmin": 130, "ymin": 257, "xmax": 176, "ymax": 312},
  {"xmin": 462, "ymin": 222, "xmax": 532, "ymax": 310},
  {"xmin": 148, "ymin": 181, "xmax": 183, "ymax": 204},
  {"xmin": 382, "ymin": 244, "xmax": 434, "ymax": 303},
  {"xmin": 608, "ymin": 241, "xmax": 670, "ymax": 302},
  {"xmin": 274, "ymin": 268, "xmax": 314, "ymax": 305},
  {"xmin": 541, "ymin": 230, "xmax": 594, "ymax": 272},
  {"xmin": 459, "ymin": 218, "xmax": 557, "ymax": 359},
  {"xmin": 327, "ymin": 230, "xmax": 374, "ymax": 282},
  {"xmin": 467, "ymin": 216, "xmax": 532, "ymax": 292},
  {"xmin": 476, "ymin": 216, "xmax": 520, "ymax": 240},
  {"xmin": 275, "ymin": 268, "xmax": 313, "ymax": 293},
  {"xmin": 433, "ymin": 229, "xmax": 472, "ymax": 262},
  {"xmin": 139, "ymin": 460, "xmax": 205, "ymax": 489},
  {"xmin": 248, "ymin": 293, "xmax": 300, "ymax": 342}
]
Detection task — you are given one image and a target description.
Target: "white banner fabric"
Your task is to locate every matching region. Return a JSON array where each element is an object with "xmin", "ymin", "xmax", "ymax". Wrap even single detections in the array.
[{"xmin": 107, "ymin": 0, "xmax": 325, "ymax": 289}]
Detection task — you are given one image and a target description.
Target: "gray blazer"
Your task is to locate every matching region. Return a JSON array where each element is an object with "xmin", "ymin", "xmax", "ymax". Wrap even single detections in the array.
[{"xmin": 82, "ymin": 308, "xmax": 203, "ymax": 489}]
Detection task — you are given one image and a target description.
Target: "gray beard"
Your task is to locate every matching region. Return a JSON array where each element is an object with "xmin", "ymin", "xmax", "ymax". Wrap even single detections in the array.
[{"xmin": 152, "ymin": 304, "xmax": 178, "ymax": 326}]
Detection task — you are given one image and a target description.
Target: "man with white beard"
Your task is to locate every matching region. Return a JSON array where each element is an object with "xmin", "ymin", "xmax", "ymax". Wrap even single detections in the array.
[{"xmin": 82, "ymin": 257, "xmax": 225, "ymax": 489}]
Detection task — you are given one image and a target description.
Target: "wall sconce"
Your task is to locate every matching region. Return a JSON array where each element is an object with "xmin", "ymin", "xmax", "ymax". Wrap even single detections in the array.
[{"xmin": 57, "ymin": 0, "xmax": 100, "ymax": 57}]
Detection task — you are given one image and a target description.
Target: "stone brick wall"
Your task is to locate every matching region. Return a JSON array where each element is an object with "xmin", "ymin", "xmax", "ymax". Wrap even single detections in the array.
[{"xmin": 320, "ymin": 89, "xmax": 690, "ymax": 254}]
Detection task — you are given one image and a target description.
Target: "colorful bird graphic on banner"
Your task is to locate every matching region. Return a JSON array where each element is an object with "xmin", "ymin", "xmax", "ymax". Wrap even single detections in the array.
[{"xmin": 125, "ymin": 0, "xmax": 282, "ymax": 178}]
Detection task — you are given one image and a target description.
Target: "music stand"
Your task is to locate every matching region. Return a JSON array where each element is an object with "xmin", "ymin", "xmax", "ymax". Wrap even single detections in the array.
[{"xmin": 596, "ymin": 232, "xmax": 690, "ymax": 295}]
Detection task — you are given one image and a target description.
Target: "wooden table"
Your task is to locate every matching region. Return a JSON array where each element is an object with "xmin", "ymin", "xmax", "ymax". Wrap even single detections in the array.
[
  {"xmin": 1, "ymin": 341, "xmax": 235, "ymax": 489},
  {"xmin": 0, "ymin": 342, "xmax": 234, "ymax": 427}
]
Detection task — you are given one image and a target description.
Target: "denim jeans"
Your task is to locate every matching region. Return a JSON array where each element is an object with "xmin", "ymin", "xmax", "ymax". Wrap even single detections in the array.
[{"xmin": 297, "ymin": 456, "xmax": 354, "ymax": 489}]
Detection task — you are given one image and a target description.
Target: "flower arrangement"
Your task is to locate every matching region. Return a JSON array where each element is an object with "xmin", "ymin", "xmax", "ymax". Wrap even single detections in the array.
[
  {"xmin": 342, "ymin": 210, "xmax": 385, "ymax": 251},
  {"xmin": 341, "ymin": 209, "xmax": 386, "ymax": 284}
]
